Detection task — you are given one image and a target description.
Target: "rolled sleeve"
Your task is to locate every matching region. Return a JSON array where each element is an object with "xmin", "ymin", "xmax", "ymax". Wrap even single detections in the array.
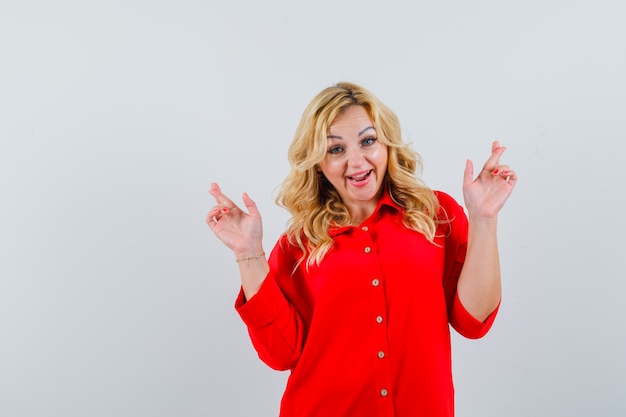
[
  {"xmin": 236, "ymin": 273, "xmax": 288, "ymax": 330},
  {"xmin": 449, "ymin": 292, "xmax": 499, "ymax": 339},
  {"xmin": 233, "ymin": 239, "xmax": 307, "ymax": 371}
]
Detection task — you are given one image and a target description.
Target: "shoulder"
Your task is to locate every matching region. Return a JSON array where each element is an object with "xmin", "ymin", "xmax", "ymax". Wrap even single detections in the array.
[
  {"xmin": 264, "ymin": 234, "xmax": 303, "ymax": 277},
  {"xmin": 276, "ymin": 233, "xmax": 300, "ymax": 253},
  {"xmin": 271, "ymin": 233, "xmax": 306, "ymax": 261},
  {"xmin": 433, "ymin": 191, "xmax": 468, "ymax": 238},
  {"xmin": 433, "ymin": 191, "xmax": 464, "ymax": 216}
]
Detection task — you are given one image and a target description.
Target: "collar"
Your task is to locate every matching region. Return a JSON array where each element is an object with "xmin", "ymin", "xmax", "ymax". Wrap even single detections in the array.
[{"xmin": 328, "ymin": 189, "xmax": 402, "ymax": 237}]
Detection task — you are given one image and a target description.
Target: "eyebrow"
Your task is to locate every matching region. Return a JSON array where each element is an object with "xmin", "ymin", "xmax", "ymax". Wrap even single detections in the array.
[{"xmin": 327, "ymin": 126, "xmax": 376, "ymax": 140}]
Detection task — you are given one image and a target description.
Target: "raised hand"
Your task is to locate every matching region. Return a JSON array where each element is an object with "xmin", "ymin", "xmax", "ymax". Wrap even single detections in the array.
[
  {"xmin": 463, "ymin": 141, "xmax": 517, "ymax": 219},
  {"xmin": 206, "ymin": 182, "xmax": 264, "ymax": 258}
]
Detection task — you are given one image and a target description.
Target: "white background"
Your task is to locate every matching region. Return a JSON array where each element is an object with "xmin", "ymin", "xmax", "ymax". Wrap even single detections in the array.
[{"xmin": 1, "ymin": 1, "xmax": 625, "ymax": 416}]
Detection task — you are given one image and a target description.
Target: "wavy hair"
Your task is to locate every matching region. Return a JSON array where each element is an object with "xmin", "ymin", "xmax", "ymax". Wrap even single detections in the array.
[{"xmin": 276, "ymin": 82, "xmax": 440, "ymax": 268}]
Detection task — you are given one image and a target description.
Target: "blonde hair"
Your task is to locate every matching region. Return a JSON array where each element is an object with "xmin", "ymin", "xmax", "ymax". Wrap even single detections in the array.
[{"xmin": 276, "ymin": 82, "xmax": 440, "ymax": 268}]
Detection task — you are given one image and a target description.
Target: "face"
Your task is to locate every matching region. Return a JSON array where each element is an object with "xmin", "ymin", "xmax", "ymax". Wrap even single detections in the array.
[{"xmin": 318, "ymin": 105, "xmax": 388, "ymax": 218}]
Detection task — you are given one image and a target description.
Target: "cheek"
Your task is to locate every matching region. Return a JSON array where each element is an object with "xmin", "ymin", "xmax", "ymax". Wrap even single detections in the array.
[
  {"xmin": 371, "ymin": 146, "xmax": 389, "ymax": 168},
  {"xmin": 320, "ymin": 159, "xmax": 343, "ymax": 177}
]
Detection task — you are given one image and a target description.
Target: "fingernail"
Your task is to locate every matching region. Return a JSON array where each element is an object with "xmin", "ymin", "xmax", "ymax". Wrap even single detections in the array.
[
  {"xmin": 221, "ymin": 208, "xmax": 228, "ymax": 213},
  {"xmin": 493, "ymin": 169, "xmax": 499, "ymax": 175}
]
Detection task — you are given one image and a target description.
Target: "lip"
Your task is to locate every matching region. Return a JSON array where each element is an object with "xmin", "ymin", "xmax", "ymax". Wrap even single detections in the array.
[
  {"xmin": 346, "ymin": 169, "xmax": 372, "ymax": 179},
  {"xmin": 346, "ymin": 169, "xmax": 373, "ymax": 187}
]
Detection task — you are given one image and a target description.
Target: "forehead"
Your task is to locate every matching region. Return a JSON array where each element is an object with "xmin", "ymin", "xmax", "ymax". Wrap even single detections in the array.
[{"xmin": 328, "ymin": 105, "xmax": 373, "ymax": 134}]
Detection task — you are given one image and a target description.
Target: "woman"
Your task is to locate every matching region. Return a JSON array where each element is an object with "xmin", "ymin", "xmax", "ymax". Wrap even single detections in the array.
[{"xmin": 206, "ymin": 82, "xmax": 516, "ymax": 417}]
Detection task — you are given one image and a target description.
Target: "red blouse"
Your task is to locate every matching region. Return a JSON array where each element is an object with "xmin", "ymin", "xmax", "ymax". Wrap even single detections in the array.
[{"xmin": 235, "ymin": 190, "xmax": 498, "ymax": 417}]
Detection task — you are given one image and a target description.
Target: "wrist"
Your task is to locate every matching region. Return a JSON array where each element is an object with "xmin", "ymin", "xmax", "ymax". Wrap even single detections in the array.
[
  {"xmin": 468, "ymin": 213, "xmax": 499, "ymax": 226},
  {"xmin": 233, "ymin": 244, "xmax": 264, "ymax": 259},
  {"xmin": 235, "ymin": 251, "xmax": 266, "ymax": 263}
]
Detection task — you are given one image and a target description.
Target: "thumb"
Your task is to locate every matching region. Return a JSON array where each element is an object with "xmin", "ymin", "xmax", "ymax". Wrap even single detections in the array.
[
  {"xmin": 463, "ymin": 159, "xmax": 474, "ymax": 187},
  {"xmin": 242, "ymin": 192, "xmax": 260, "ymax": 217}
]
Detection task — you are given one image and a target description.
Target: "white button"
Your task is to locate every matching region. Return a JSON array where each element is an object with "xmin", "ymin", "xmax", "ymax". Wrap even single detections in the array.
[
  {"xmin": 364, "ymin": 247, "xmax": 371, "ymax": 253},
  {"xmin": 377, "ymin": 351, "xmax": 385, "ymax": 359},
  {"xmin": 380, "ymin": 389, "xmax": 388, "ymax": 397},
  {"xmin": 372, "ymin": 278, "xmax": 380, "ymax": 287},
  {"xmin": 376, "ymin": 315, "xmax": 383, "ymax": 323},
  {"xmin": 361, "ymin": 226, "xmax": 369, "ymax": 231}
]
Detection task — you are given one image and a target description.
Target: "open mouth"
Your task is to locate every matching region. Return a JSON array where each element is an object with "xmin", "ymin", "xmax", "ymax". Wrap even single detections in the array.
[{"xmin": 347, "ymin": 170, "xmax": 372, "ymax": 183}]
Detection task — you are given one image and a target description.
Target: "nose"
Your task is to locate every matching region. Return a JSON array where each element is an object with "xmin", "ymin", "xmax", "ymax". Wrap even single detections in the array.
[{"xmin": 346, "ymin": 147, "xmax": 365, "ymax": 167}]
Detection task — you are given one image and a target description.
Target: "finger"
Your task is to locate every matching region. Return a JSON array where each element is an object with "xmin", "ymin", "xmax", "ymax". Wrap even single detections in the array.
[
  {"xmin": 208, "ymin": 182, "xmax": 221, "ymax": 196},
  {"xmin": 205, "ymin": 205, "xmax": 229, "ymax": 225},
  {"xmin": 501, "ymin": 169, "xmax": 517, "ymax": 185},
  {"xmin": 463, "ymin": 159, "xmax": 474, "ymax": 186},
  {"xmin": 482, "ymin": 143, "xmax": 507, "ymax": 172},
  {"xmin": 205, "ymin": 211, "xmax": 218, "ymax": 228},
  {"xmin": 207, "ymin": 205, "xmax": 228, "ymax": 216},
  {"xmin": 209, "ymin": 182, "xmax": 239, "ymax": 210},
  {"xmin": 242, "ymin": 192, "xmax": 260, "ymax": 217},
  {"xmin": 491, "ymin": 165, "xmax": 511, "ymax": 176}
]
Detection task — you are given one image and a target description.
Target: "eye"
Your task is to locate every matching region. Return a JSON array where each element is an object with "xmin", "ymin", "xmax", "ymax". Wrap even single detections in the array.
[
  {"xmin": 328, "ymin": 145, "xmax": 344, "ymax": 154},
  {"xmin": 361, "ymin": 137, "xmax": 377, "ymax": 146}
]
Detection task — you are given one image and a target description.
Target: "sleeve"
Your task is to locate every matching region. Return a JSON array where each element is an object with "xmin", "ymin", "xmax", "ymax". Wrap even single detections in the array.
[
  {"xmin": 437, "ymin": 191, "xmax": 499, "ymax": 339},
  {"xmin": 235, "ymin": 236, "xmax": 307, "ymax": 371}
]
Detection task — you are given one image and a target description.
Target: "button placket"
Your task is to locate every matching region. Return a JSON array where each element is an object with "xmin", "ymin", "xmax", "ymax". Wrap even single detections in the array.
[{"xmin": 359, "ymin": 228, "xmax": 391, "ymax": 406}]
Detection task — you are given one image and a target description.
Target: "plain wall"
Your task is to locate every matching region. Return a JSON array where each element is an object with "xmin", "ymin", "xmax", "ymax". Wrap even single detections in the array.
[{"xmin": 1, "ymin": 1, "xmax": 625, "ymax": 416}]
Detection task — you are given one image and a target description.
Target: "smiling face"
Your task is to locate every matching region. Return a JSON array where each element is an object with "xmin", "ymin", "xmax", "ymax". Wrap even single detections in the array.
[{"xmin": 318, "ymin": 105, "xmax": 388, "ymax": 221}]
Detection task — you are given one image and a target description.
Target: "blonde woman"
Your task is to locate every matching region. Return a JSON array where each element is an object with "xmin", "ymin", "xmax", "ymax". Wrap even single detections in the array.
[{"xmin": 206, "ymin": 82, "xmax": 516, "ymax": 417}]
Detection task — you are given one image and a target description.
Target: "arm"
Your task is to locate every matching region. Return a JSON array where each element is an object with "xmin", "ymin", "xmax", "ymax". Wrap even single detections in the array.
[
  {"xmin": 207, "ymin": 183, "xmax": 306, "ymax": 369},
  {"xmin": 457, "ymin": 141, "xmax": 517, "ymax": 321},
  {"xmin": 457, "ymin": 213, "xmax": 501, "ymax": 322}
]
